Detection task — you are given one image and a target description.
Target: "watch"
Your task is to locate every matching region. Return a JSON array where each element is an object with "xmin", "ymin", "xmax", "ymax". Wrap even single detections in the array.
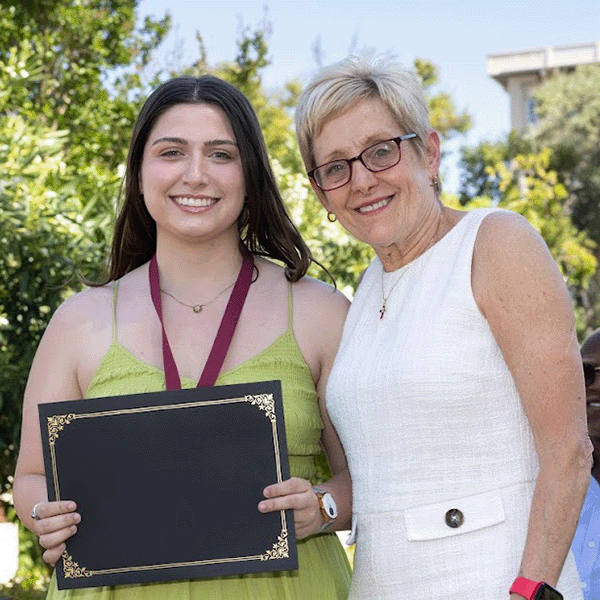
[
  {"xmin": 510, "ymin": 577, "xmax": 563, "ymax": 600},
  {"xmin": 312, "ymin": 486, "xmax": 338, "ymax": 527}
]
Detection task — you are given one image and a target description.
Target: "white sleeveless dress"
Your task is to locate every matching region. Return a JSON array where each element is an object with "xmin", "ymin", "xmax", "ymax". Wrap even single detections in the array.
[{"xmin": 326, "ymin": 208, "xmax": 583, "ymax": 599}]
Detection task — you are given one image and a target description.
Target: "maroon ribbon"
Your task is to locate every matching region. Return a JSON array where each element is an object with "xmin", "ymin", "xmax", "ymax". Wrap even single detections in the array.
[{"xmin": 149, "ymin": 250, "xmax": 254, "ymax": 390}]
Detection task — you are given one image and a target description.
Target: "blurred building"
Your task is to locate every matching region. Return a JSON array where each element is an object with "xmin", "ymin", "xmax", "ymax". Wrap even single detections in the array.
[{"xmin": 487, "ymin": 41, "xmax": 600, "ymax": 132}]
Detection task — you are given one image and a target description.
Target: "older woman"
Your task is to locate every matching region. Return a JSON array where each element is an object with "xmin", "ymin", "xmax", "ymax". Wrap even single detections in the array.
[{"xmin": 295, "ymin": 54, "xmax": 591, "ymax": 600}]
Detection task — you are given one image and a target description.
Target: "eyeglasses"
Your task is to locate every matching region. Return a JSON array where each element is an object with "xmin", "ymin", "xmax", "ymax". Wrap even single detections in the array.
[
  {"xmin": 308, "ymin": 133, "xmax": 418, "ymax": 191},
  {"xmin": 583, "ymin": 362, "xmax": 600, "ymax": 387}
]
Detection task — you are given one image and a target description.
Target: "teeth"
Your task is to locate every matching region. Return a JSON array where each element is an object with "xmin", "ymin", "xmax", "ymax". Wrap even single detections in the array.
[
  {"xmin": 358, "ymin": 197, "xmax": 390, "ymax": 213},
  {"xmin": 174, "ymin": 196, "xmax": 217, "ymax": 207}
]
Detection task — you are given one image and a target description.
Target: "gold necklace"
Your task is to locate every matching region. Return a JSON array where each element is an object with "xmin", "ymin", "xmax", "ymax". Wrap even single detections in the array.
[
  {"xmin": 380, "ymin": 267, "xmax": 407, "ymax": 319},
  {"xmin": 160, "ymin": 280, "xmax": 236, "ymax": 314}
]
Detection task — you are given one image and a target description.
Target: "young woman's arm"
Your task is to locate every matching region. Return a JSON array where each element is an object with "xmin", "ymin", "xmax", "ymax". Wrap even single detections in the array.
[{"xmin": 13, "ymin": 288, "xmax": 109, "ymax": 564}]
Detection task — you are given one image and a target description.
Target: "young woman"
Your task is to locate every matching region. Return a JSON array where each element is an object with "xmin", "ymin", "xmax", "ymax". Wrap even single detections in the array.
[{"xmin": 13, "ymin": 75, "xmax": 352, "ymax": 599}]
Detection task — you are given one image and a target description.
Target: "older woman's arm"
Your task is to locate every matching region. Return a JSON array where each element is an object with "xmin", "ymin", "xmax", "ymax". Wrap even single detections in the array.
[{"xmin": 473, "ymin": 211, "xmax": 592, "ymax": 594}]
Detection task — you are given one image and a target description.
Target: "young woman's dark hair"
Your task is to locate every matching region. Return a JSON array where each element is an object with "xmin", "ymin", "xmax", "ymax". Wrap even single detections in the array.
[{"xmin": 101, "ymin": 75, "xmax": 313, "ymax": 283}]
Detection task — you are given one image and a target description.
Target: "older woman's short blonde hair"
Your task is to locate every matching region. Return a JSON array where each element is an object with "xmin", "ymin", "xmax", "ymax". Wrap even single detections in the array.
[{"xmin": 295, "ymin": 52, "xmax": 431, "ymax": 172}]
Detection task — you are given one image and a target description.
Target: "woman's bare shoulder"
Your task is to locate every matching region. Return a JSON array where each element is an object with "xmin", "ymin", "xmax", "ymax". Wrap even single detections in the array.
[
  {"xmin": 256, "ymin": 258, "xmax": 350, "ymax": 328},
  {"xmin": 473, "ymin": 209, "xmax": 569, "ymax": 318},
  {"xmin": 291, "ymin": 276, "xmax": 350, "ymax": 353},
  {"xmin": 51, "ymin": 263, "xmax": 149, "ymax": 329},
  {"xmin": 34, "ymin": 286, "xmax": 118, "ymax": 373},
  {"xmin": 26, "ymin": 284, "xmax": 116, "ymax": 401},
  {"xmin": 49, "ymin": 284, "xmax": 115, "ymax": 332},
  {"xmin": 255, "ymin": 257, "xmax": 349, "ymax": 306},
  {"xmin": 293, "ymin": 274, "xmax": 350, "ymax": 312},
  {"xmin": 475, "ymin": 209, "xmax": 548, "ymax": 261}
]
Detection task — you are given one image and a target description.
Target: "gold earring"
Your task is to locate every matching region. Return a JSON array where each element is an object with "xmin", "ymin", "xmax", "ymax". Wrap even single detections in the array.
[
  {"xmin": 430, "ymin": 175, "xmax": 440, "ymax": 195},
  {"xmin": 327, "ymin": 212, "xmax": 337, "ymax": 223}
]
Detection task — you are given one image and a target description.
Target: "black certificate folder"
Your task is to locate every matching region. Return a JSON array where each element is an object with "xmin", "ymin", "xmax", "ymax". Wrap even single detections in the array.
[{"xmin": 38, "ymin": 380, "xmax": 297, "ymax": 590}]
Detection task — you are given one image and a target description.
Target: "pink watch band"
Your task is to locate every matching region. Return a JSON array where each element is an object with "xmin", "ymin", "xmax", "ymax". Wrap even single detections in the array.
[{"xmin": 510, "ymin": 577, "xmax": 542, "ymax": 599}]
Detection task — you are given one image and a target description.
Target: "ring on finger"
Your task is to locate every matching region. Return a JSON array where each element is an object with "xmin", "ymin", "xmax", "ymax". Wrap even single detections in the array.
[{"xmin": 31, "ymin": 503, "xmax": 42, "ymax": 520}]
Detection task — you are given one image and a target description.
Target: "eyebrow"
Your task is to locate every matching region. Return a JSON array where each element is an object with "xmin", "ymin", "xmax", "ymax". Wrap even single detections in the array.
[
  {"xmin": 205, "ymin": 139, "xmax": 238, "ymax": 147},
  {"xmin": 151, "ymin": 137, "xmax": 238, "ymax": 147}
]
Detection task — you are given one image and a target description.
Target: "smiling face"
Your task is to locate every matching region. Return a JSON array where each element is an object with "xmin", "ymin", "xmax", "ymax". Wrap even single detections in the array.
[
  {"xmin": 310, "ymin": 97, "xmax": 440, "ymax": 259},
  {"xmin": 140, "ymin": 102, "xmax": 245, "ymax": 246}
]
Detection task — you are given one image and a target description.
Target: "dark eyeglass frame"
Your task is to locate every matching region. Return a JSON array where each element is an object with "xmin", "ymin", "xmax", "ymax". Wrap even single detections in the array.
[
  {"xmin": 583, "ymin": 362, "xmax": 600, "ymax": 387},
  {"xmin": 308, "ymin": 133, "xmax": 418, "ymax": 191}
]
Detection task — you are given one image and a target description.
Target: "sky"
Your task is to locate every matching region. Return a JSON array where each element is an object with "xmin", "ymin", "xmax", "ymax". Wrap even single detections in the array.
[{"xmin": 137, "ymin": 0, "xmax": 600, "ymax": 192}]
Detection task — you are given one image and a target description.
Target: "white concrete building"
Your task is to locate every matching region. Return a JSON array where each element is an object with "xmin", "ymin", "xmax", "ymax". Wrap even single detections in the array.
[{"xmin": 487, "ymin": 41, "xmax": 600, "ymax": 132}]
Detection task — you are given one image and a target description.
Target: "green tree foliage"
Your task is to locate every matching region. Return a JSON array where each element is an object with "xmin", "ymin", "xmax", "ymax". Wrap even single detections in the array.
[
  {"xmin": 458, "ymin": 65, "xmax": 600, "ymax": 335},
  {"xmin": 494, "ymin": 150, "xmax": 596, "ymax": 292},
  {"xmin": 532, "ymin": 64, "xmax": 600, "ymax": 246},
  {"xmin": 0, "ymin": 0, "xmax": 170, "ymax": 228},
  {"xmin": 458, "ymin": 132, "xmax": 532, "ymax": 205},
  {"xmin": 458, "ymin": 144, "xmax": 597, "ymax": 336},
  {"xmin": 530, "ymin": 65, "xmax": 600, "ymax": 333},
  {"xmin": 0, "ymin": 0, "xmax": 170, "ymax": 165},
  {"xmin": 0, "ymin": 111, "xmax": 110, "ymax": 582}
]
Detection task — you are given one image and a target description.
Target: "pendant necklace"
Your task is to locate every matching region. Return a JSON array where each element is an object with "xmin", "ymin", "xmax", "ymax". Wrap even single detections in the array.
[
  {"xmin": 380, "ymin": 266, "xmax": 407, "ymax": 319},
  {"xmin": 379, "ymin": 212, "xmax": 444, "ymax": 318},
  {"xmin": 149, "ymin": 250, "xmax": 254, "ymax": 389},
  {"xmin": 160, "ymin": 280, "xmax": 237, "ymax": 314}
]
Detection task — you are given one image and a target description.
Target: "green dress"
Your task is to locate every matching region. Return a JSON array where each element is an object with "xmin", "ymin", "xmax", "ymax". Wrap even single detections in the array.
[{"xmin": 45, "ymin": 283, "xmax": 351, "ymax": 600}]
